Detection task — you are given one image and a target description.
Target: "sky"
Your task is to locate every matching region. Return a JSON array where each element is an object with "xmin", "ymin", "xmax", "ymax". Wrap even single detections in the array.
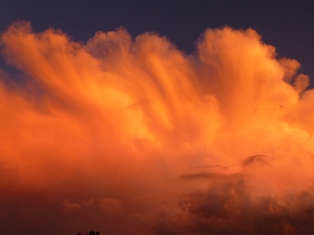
[{"xmin": 0, "ymin": 1, "xmax": 314, "ymax": 235}]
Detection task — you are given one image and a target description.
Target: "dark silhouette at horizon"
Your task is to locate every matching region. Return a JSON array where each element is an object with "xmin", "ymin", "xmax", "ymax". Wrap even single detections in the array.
[{"xmin": 77, "ymin": 230, "xmax": 100, "ymax": 235}]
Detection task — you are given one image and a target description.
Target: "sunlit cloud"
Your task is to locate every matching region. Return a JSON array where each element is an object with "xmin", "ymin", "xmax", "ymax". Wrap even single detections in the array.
[{"xmin": 0, "ymin": 21, "xmax": 314, "ymax": 235}]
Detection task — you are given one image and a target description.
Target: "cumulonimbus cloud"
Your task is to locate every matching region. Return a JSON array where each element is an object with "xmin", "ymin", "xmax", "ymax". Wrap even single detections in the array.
[{"xmin": 0, "ymin": 21, "xmax": 313, "ymax": 235}]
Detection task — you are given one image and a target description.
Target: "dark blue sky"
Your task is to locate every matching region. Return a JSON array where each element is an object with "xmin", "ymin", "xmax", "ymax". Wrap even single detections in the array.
[{"xmin": 1, "ymin": 0, "xmax": 314, "ymax": 86}]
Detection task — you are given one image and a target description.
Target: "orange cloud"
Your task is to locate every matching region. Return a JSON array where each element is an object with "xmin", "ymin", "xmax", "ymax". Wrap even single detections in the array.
[{"xmin": 0, "ymin": 21, "xmax": 313, "ymax": 234}]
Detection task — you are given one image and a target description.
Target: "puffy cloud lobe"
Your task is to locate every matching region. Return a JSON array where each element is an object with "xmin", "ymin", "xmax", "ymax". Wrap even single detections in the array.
[
  {"xmin": 172, "ymin": 174, "xmax": 314, "ymax": 235},
  {"xmin": 0, "ymin": 21, "xmax": 314, "ymax": 235},
  {"xmin": 63, "ymin": 200, "xmax": 82, "ymax": 214}
]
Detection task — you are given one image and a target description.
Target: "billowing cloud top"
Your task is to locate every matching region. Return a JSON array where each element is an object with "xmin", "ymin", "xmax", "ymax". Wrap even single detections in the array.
[{"xmin": 0, "ymin": 21, "xmax": 314, "ymax": 235}]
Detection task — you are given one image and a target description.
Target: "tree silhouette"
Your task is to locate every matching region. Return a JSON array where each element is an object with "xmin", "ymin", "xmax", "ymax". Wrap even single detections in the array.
[{"xmin": 76, "ymin": 230, "xmax": 100, "ymax": 235}]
